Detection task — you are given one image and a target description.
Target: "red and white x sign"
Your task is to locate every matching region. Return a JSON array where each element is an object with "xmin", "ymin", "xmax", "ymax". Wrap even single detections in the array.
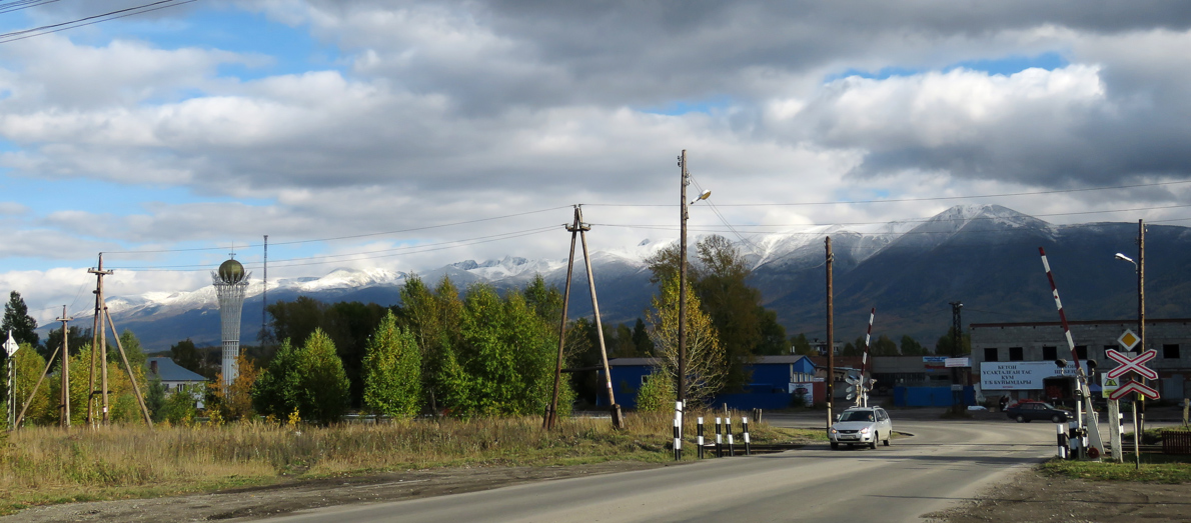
[
  {"xmin": 1109, "ymin": 379, "xmax": 1160, "ymax": 401},
  {"xmin": 1105, "ymin": 349, "xmax": 1159, "ymax": 380}
]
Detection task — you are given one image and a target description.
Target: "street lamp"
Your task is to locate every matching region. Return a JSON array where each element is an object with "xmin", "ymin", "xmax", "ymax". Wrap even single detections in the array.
[{"xmin": 677, "ymin": 150, "xmax": 709, "ymax": 459}]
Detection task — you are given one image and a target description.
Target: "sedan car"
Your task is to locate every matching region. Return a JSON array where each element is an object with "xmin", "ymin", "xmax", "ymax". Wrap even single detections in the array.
[
  {"xmin": 1004, "ymin": 401, "xmax": 1071, "ymax": 423},
  {"xmin": 829, "ymin": 407, "xmax": 893, "ymax": 449}
]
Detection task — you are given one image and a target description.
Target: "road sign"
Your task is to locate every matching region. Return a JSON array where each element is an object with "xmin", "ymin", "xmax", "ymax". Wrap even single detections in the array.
[
  {"xmin": 3, "ymin": 332, "xmax": 16, "ymax": 357},
  {"xmin": 1105, "ymin": 349, "xmax": 1158, "ymax": 380},
  {"xmin": 1117, "ymin": 330, "xmax": 1140, "ymax": 350},
  {"xmin": 1101, "ymin": 375, "xmax": 1120, "ymax": 398},
  {"xmin": 1108, "ymin": 380, "xmax": 1160, "ymax": 401}
]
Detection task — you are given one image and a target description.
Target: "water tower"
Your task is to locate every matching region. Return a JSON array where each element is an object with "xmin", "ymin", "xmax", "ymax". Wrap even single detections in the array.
[{"xmin": 213, "ymin": 255, "xmax": 250, "ymax": 388}]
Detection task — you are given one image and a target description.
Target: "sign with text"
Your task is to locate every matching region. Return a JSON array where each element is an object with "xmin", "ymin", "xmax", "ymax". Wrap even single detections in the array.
[
  {"xmin": 923, "ymin": 356, "xmax": 948, "ymax": 369},
  {"xmin": 945, "ymin": 357, "xmax": 971, "ymax": 368},
  {"xmin": 980, "ymin": 361, "xmax": 1088, "ymax": 390}
]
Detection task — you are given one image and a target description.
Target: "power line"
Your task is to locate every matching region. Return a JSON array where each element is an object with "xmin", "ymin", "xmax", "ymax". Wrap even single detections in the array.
[
  {"xmin": 110, "ymin": 225, "xmax": 560, "ymax": 272},
  {"xmin": 102, "ymin": 205, "xmax": 573, "ymax": 255},
  {"xmin": 582, "ymin": 179, "xmax": 1191, "ymax": 208},
  {"xmin": 589, "ymin": 202, "xmax": 1191, "ymax": 232},
  {"xmin": 0, "ymin": 0, "xmax": 64, "ymax": 15},
  {"xmin": 0, "ymin": 0, "xmax": 199, "ymax": 44}
]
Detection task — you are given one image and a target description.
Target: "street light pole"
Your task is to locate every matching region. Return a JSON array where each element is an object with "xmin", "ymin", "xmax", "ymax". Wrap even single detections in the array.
[{"xmin": 678, "ymin": 151, "xmax": 689, "ymax": 418}]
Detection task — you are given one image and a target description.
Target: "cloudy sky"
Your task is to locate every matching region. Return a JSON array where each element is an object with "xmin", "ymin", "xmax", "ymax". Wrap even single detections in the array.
[{"xmin": 2, "ymin": 0, "xmax": 1190, "ymax": 323}]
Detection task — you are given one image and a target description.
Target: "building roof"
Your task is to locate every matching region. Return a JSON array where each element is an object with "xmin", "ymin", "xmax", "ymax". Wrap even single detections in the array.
[
  {"xmin": 972, "ymin": 318, "xmax": 1191, "ymax": 329},
  {"xmin": 146, "ymin": 357, "xmax": 208, "ymax": 383}
]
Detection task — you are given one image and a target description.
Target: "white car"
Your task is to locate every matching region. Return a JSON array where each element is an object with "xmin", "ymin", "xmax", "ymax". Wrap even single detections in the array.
[{"xmin": 829, "ymin": 407, "xmax": 893, "ymax": 450}]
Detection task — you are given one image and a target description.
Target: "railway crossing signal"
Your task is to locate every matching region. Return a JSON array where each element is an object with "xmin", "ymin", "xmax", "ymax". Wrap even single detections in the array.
[
  {"xmin": 1109, "ymin": 380, "xmax": 1159, "ymax": 401},
  {"xmin": 1105, "ymin": 349, "xmax": 1158, "ymax": 381}
]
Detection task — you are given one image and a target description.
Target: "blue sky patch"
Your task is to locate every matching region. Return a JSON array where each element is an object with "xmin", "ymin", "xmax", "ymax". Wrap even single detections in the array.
[
  {"xmin": 830, "ymin": 52, "xmax": 1069, "ymax": 82},
  {"xmin": 641, "ymin": 96, "xmax": 735, "ymax": 116}
]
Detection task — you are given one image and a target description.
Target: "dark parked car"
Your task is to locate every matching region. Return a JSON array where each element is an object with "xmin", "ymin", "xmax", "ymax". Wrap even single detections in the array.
[{"xmin": 1004, "ymin": 401, "xmax": 1071, "ymax": 423}]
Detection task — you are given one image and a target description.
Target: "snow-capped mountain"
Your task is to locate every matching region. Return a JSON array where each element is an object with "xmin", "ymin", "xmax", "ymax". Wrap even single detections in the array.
[{"xmin": 88, "ymin": 204, "xmax": 1191, "ymax": 351}]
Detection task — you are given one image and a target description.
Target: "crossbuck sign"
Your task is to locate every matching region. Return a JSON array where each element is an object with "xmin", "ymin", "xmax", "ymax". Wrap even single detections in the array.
[{"xmin": 1105, "ymin": 349, "xmax": 1159, "ymax": 380}]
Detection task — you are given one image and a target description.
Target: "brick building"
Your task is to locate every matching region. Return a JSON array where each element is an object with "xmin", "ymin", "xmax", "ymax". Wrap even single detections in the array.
[{"xmin": 970, "ymin": 319, "xmax": 1191, "ymax": 401}]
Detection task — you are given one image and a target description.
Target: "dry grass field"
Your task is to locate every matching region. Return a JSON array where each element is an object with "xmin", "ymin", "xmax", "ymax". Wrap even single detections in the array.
[{"xmin": 0, "ymin": 411, "xmax": 814, "ymax": 515}]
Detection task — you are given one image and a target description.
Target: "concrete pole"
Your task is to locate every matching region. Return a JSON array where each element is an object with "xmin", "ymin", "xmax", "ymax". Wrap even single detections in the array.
[{"xmin": 825, "ymin": 237, "xmax": 834, "ymax": 431}]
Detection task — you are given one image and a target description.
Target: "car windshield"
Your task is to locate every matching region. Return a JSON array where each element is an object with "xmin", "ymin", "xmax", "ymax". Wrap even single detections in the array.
[{"xmin": 839, "ymin": 411, "xmax": 875, "ymax": 422}]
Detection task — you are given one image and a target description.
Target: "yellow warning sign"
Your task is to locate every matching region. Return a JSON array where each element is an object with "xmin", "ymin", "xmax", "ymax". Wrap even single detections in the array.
[
  {"xmin": 1118, "ymin": 330, "xmax": 1140, "ymax": 350},
  {"xmin": 1102, "ymin": 375, "xmax": 1120, "ymax": 398}
]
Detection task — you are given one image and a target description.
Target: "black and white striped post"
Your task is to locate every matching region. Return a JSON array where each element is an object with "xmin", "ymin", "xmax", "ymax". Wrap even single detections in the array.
[
  {"xmin": 673, "ymin": 417, "xmax": 681, "ymax": 461},
  {"xmin": 726, "ymin": 416, "xmax": 735, "ymax": 457},
  {"xmin": 697, "ymin": 417, "xmax": 705, "ymax": 459},
  {"xmin": 715, "ymin": 417, "xmax": 723, "ymax": 457},
  {"xmin": 1056, "ymin": 423, "xmax": 1069, "ymax": 459},
  {"xmin": 743, "ymin": 417, "xmax": 751, "ymax": 455}
]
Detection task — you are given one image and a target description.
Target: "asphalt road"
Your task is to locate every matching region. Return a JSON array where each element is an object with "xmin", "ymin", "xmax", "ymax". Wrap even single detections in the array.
[{"xmin": 255, "ymin": 415, "xmax": 1061, "ymax": 523}]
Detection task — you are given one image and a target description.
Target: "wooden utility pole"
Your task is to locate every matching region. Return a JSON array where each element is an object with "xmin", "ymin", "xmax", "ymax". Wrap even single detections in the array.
[
  {"xmin": 678, "ymin": 150, "xmax": 689, "ymax": 413},
  {"xmin": 88, "ymin": 254, "xmax": 113, "ymax": 426},
  {"xmin": 825, "ymin": 237, "xmax": 834, "ymax": 431},
  {"xmin": 104, "ymin": 311, "xmax": 153, "ymax": 428},
  {"xmin": 578, "ymin": 206, "xmax": 623, "ymax": 429},
  {"xmin": 57, "ymin": 306, "xmax": 73, "ymax": 429},
  {"xmin": 545, "ymin": 208, "xmax": 580, "ymax": 430}
]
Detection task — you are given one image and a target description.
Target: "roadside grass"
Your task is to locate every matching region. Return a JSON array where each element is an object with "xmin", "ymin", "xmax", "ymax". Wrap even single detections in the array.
[
  {"xmin": 1041, "ymin": 455, "xmax": 1191, "ymax": 484},
  {"xmin": 0, "ymin": 410, "xmax": 794, "ymax": 514}
]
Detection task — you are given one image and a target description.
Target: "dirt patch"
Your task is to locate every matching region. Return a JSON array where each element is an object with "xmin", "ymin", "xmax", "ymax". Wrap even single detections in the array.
[
  {"xmin": 927, "ymin": 469, "xmax": 1191, "ymax": 523},
  {"xmin": 0, "ymin": 461, "xmax": 666, "ymax": 523}
]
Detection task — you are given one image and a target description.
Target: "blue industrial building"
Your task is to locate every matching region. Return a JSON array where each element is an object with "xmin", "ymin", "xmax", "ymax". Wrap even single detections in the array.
[{"xmin": 598, "ymin": 355, "xmax": 817, "ymax": 410}]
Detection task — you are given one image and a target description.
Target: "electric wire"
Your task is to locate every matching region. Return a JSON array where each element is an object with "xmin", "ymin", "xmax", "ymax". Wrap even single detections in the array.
[
  {"xmin": 581, "ymin": 179, "xmax": 1191, "ymax": 208},
  {"xmin": 0, "ymin": 0, "xmax": 199, "ymax": 44},
  {"xmin": 588, "ymin": 202, "xmax": 1191, "ymax": 233},
  {"xmin": 110, "ymin": 225, "xmax": 560, "ymax": 272},
  {"xmin": 102, "ymin": 205, "xmax": 573, "ymax": 255},
  {"xmin": 0, "ymin": 0, "xmax": 62, "ymax": 15}
]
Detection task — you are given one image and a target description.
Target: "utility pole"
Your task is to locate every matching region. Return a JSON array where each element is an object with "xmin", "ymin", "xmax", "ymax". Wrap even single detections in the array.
[
  {"xmin": 678, "ymin": 150, "xmax": 689, "ymax": 419},
  {"xmin": 88, "ymin": 254, "xmax": 113, "ymax": 426},
  {"xmin": 825, "ymin": 237, "xmax": 834, "ymax": 431},
  {"xmin": 57, "ymin": 306, "xmax": 73, "ymax": 429},
  {"xmin": 263, "ymin": 234, "xmax": 268, "ymax": 342},
  {"xmin": 545, "ymin": 208, "xmax": 580, "ymax": 430},
  {"xmin": 1137, "ymin": 219, "xmax": 1146, "ymax": 436},
  {"xmin": 950, "ymin": 301, "xmax": 963, "ymax": 411},
  {"xmin": 578, "ymin": 206, "xmax": 623, "ymax": 429}
]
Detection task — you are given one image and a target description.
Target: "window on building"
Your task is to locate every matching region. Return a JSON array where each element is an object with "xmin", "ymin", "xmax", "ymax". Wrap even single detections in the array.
[
  {"xmin": 1042, "ymin": 346, "xmax": 1057, "ymax": 360},
  {"xmin": 1075, "ymin": 346, "xmax": 1087, "ymax": 360},
  {"xmin": 984, "ymin": 348, "xmax": 998, "ymax": 362},
  {"xmin": 164, "ymin": 383, "xmax": 171, "ymax": 392},
  {"xmin": 1164, "ymin": 344, "xmax": 1180, "ymax": 359},
  {"xmin": 1008, "ymin": 347, "xmax": 1024, "ymax": 361}
]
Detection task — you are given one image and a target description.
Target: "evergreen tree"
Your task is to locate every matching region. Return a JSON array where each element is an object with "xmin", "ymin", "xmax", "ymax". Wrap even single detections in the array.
[
  {"xmin": 170, "ymin": 339, "xmax": 203, "ymax": 375},
  {"xmin": 791, "ymin": 333, "xmax": 814, "ymax": 356},
  {"xmin": 631, "ymin": 318, "xmax": 654, "ymax": 355},
  {"xmin": 145, "ymin": 377, "xmax": 166, "ymax": 422},
  {"xmin": 2, "ymin": 291, "xmax": 39, "ymax": 348},
  {"xmin": 873, "ymin": 334, "xmax": 900, "ymax": 356},
  {"xmin": 294, "ymin": 329, "xmax": 350, "ymax": 424},
  {"xmin": 40, "ymin": 325, "xmax": 91, "ymax": 361},
  {"xmin": 363, "ymin": 311, "xmax": 422, "ymax": 419},
  {"xmin": 252, "ymin": 339, "xmax": 301, "ymax": 418},
  {"xmin": 934, "ymin": 327, "xmax": 971, "ymax": 356},
  {"xmin": 900, "ymin": 335, "xmax": 926, "ymax": 356}
]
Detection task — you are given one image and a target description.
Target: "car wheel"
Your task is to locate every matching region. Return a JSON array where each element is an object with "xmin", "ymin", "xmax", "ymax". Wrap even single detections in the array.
[
  {"xmin": 1015, "ymin": 415, "xmax": 1026, "ymax": 423},
  {"xmin": 1051, "ymin": 414, "xmax": 1063, "ymax": 423},
  {"xmin": 869, "ymin": 438, "xmax": 877, "ymax": 450},
  {"xmin": 883, "ymin": 433, "xmax": 891, "ymax": 446},
  {"xmin": 830, "ymin": 442, "xmax": 839, "ymax": 450}
]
